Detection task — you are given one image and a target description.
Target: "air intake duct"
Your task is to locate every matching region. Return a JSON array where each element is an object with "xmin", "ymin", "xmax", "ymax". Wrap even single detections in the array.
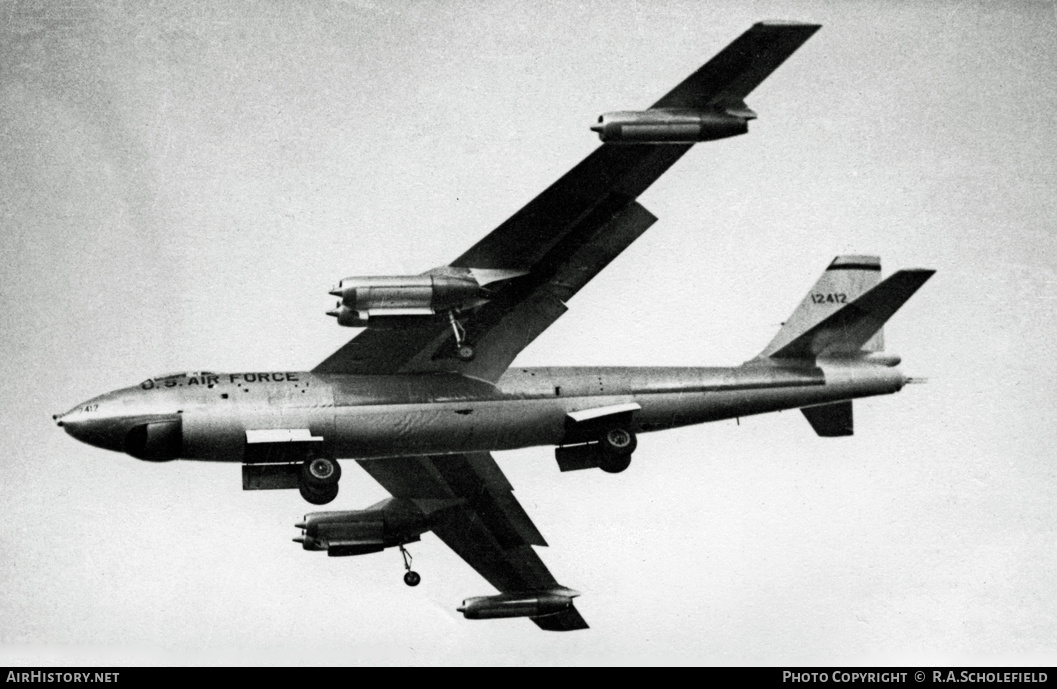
[{"xmin": 124, "ymin": 418, "xmax": 182, "ymax": 461}]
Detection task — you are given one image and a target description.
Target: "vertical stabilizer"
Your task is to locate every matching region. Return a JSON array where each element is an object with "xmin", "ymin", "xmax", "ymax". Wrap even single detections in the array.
[{"xmin": 759, "ymin": 256, "xmax": 882, "ymax": 358}]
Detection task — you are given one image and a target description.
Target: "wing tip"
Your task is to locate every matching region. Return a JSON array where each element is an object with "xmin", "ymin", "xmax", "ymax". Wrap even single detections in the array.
[
  {"xmin": 532, "ymin": 604, "xmax": 590, "ymax": 632},
  {"xmin": 754, "ymin": 20, "xmax": 822, "ymax": 30}
]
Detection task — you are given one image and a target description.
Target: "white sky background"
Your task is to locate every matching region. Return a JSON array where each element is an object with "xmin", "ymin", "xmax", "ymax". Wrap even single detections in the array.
[{"xmin": 1, "ymin": 0, "xmax": 1055, "ymax": 666}]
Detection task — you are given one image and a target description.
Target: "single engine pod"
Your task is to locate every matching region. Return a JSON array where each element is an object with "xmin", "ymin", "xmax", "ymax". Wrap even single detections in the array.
[
  {"xmin": 457, "ymin": 591, "xmax": 578, "ymax": 620},
  {"xmin": 591, "ymin": 108, "xmax": 753, "ymax": 143}
]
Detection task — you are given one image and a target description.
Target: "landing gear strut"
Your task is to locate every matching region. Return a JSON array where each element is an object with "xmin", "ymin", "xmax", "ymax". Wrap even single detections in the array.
[
  {"xmin": 447, "ymin": 311, "xmax": 475, "ymax": 361},
  {"xmin": 399, "ymin": 544, "xmax": 421, "ymax": 587}
]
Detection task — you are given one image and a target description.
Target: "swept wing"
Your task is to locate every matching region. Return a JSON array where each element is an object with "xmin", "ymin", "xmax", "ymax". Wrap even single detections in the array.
[
  {"xmin": 319, "ymin": 22, "xmax": 820, "ymax": 629},
  {"xmin": 313, "ymin": 21, "xmax": 820, "ymax": 383},
  {"xmin": 357, "ymin": 452, "xmax": 588, "ymax": 631}
]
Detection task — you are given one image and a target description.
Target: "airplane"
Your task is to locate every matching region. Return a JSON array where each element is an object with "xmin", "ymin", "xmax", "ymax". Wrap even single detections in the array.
[{"xmin": 54, "ymin": 22, "xmax": 934, "ymax": 632}]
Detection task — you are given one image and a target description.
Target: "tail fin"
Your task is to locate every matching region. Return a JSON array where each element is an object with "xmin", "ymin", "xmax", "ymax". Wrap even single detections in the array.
[
  {"xmin": 758, "ymin": 256, "xmax": 934, "ymax": 360},
  {"xmin": 760, "ymin": 256, "xmax": 883, "ymax": 357}
]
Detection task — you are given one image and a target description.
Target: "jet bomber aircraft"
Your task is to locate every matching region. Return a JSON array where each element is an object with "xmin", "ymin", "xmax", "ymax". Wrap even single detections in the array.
[{"xmin": 55, "ymin": 23, "xmax": 933, "ymax": 631}]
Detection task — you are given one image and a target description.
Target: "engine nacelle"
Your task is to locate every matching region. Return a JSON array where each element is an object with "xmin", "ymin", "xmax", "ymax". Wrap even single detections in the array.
[
  {"xmin": 457, "ymin": 589, "xmax": 580, "ymax": 620},
  {"xmin": 591, "ymin": 107, "xmax": 754, "ymax": 143},
  {"xmin": 294, "ymin": 498, "xmax": 432, "ymax": 556},
  {"xmin": 330, "ymin": 274, "xmax": 483, "ymax": 314},
  {"xmin": 325, "ymin": 269, "xmax": 528, "ymax": 326},
  {"xmin": 326, "ymin": 304, "xmax": 370, "ymax": 328}
]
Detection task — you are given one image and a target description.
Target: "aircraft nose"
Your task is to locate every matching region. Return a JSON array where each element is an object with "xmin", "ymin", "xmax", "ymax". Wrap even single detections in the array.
[
  {"xmin": 59, "ymin": 409, "xmax": 91, "ymax": 438},
  {"xmin": 55, "ymin": 403, "xmax": 128, "ymax": 453},
  {"xmin": 61, "ymin": 416, "xmax": 127, "ymax": 453}
]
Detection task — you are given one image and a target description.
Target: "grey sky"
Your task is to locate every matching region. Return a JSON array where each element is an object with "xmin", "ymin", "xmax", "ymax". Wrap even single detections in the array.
[{"xmin": 1, "ymin": 0, "xmax": 1055, "ymax": 665}]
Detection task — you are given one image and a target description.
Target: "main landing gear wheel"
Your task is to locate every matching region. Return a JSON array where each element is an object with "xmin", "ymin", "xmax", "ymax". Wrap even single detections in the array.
[
  {"xmin": 299, "ymin": 482, "xmax": 339, "ymax": 505},
  {"xmin": 457, "ymin": 344, "xmax": 476, "ymax": 362},
  {"xmin": 399, "ymin": 544, "xmax": 420, "ymax": 587},
  {"xmin": 302, "ymin": 457, "xmax": 341, "ymax": 485},
  {"xmin": 600, "ymin": 427, "xmax": 637, "ymax": 455},
  {"xmin": 597, "ymin": 427, "xmax": 636, "ymax": 474},
  {"xmin": 598, "ymin": 453, "xmax": 631, "ymax": 474},
  {"xmin": 298, "ymin": 457, "xmax": 341, "ymax": 505}
]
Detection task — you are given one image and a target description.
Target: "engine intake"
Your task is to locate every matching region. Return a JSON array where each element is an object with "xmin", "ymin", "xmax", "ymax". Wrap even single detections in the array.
[{"xmin": 124, "ymin": 418, "xmax": 182, "ymax": 461}]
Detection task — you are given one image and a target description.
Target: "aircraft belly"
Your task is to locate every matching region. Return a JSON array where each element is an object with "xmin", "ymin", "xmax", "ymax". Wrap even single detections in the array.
[
  {"xmin": 181, "ymin": 407, "xmax": 334, "ymax": 461},
  {"xmin": 175, "ymin": 366, "xmax": 903, "ymax": 460},
  {"xmin": 331, "ymin": 399, "xmax": 568, "ymax": 458},
  {"xmin": 633, "ymin": 365, "xmax": 905, "ymax": 431}
]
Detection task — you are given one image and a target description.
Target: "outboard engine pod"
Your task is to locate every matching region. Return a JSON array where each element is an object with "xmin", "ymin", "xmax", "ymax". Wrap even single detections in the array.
[
  {"xmin": 124, "ymin": 419, "xmax": 182, "ymax": 461},
  {"xmin": 458, "ymin": 590, "xmax": 579, "ymax": 620},
  {"xmin": 591, "ymin": 107, "xmax": 754, "ymax": 143}
]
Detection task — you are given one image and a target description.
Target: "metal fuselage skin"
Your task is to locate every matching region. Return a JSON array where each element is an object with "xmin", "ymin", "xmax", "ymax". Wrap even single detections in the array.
[{"xmin": 57, "ymin": 362, "xmax": 905, "ymax": 462}]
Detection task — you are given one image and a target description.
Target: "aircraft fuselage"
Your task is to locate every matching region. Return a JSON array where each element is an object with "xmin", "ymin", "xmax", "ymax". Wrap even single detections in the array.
[{"xmin": 56, "ymin": 361, "xmax": 905, "ymax": 462}]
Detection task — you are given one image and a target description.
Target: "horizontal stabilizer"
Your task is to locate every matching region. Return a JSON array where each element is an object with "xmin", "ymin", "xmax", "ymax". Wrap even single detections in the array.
[
  {"xmin": 801, "ymin": 401, "xmax": 853, "ymax": 437},
  {"xmin": 771, "ymin": 269, "xmax": 935, "ymax": 359}
]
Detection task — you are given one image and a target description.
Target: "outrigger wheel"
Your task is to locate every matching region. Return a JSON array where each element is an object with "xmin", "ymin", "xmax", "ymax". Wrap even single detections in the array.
[
  {"xmin": 457, "ymin": 344, "xmax": 476, "ymax": 362},
  {"xmin": 399, "ymin": 544, "xmax": 421, "ymax": 587},
  {"xmin": 447, "ymin": 311, "xmax": 475, "ymax": 361}
]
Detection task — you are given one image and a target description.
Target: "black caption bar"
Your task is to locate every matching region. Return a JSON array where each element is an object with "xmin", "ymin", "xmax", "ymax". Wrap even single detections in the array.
[
  {"xmin": 774, "ymin": 669, "xmax": 1051, "ymax": 685},
  {"xmin": 1, "ymin": 667, "xmax": 1053, "ymax": 678}
]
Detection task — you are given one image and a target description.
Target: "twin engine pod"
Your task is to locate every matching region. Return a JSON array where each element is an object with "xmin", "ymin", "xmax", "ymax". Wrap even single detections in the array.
[
  {"xmin": 591, "ymin": 105, "xmax": 756, "ymax": 143},
  {"xmin": 294, "ymin": 498, "xmax": 433, "ymax": 556},
  {"xmin": 326, "ymin": 268, "xmax": 526, "ymax": 327}
]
